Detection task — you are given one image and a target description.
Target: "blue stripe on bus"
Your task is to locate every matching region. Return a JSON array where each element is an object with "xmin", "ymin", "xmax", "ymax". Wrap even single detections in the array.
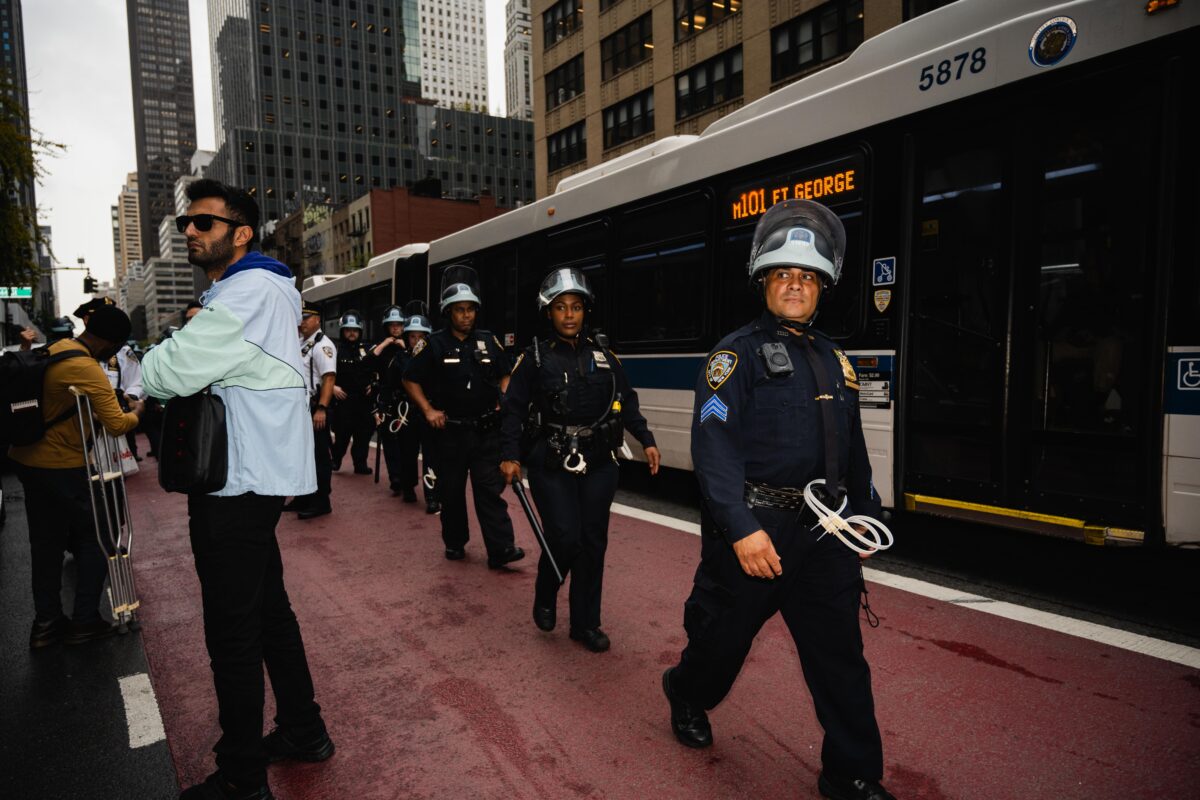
[{"xmin": 621, "ymin": 356, "xmax": 705, "ymax": 391}]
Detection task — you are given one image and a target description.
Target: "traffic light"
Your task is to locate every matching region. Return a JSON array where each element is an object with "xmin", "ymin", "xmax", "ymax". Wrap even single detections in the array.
[{"xmin": 83, "ymin": 275, "xmax": 96, "ymax": 293}]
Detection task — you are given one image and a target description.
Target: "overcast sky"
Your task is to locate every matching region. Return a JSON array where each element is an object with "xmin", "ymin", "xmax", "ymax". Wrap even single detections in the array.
[{"xmin": 22, "ymin": 0, "xmax": 510, "ymax": 320}]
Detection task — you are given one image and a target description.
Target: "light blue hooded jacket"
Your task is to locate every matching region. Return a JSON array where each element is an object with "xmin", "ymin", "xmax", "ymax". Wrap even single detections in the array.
[{"xmin": 142, "ymin": 252, "xmax": 317, "ymax": 497}]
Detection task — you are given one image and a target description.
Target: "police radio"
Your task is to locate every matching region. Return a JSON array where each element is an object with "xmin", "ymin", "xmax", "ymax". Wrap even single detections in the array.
[{"xmin": 758, "ymin": 342, "xmax": 794, "ymax": 378}]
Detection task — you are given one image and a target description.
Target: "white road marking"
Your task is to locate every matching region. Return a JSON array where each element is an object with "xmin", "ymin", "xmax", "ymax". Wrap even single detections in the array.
[
  {"xmin": 119, "ymin": 673, "xmax": 166, "ymax": 748},
  {"xmin": 610, "ymin": 502, "xmax": 1200, "ymax": 670}
]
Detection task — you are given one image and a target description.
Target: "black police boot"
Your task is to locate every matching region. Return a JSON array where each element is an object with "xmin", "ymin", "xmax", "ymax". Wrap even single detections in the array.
[
  {"xmin": 262, "ymin": 725, "xmax": 335, "ymax": 763},
  {"xmin": 662, "ymin": 667, "xmax": 712, "ymax": 748},
  {"xmin": 444, "ymin": 547, "xmax": 466, "ymax": 561},
  {"xmin": 29, "ymin": 616, "xmax": 69, "ymax": 649},
  {"xmin": 532, "ymin": 601, "xmax": 556, "ymax": 632},
  {"xmin": 179, "ymin": 771, "xmax": 273, "ymax": 800},
  {"xmin": 487, "ymin": 546, "xmax": 525, "ymax": 569},
  {"xmin": 63, "ymin": 617, "xmax": 117, "ymax": 646},
  {"xmin": 425, "ymin": 498, "xmax": 441, "ymax": 515},
  {"xmin": 353, "ymin": 464, "xmax": 372, "ymax": 475},
  {"xmin": 298, "ymin": 503, "xmax": 332, "ymax": 520},
  {"xmin": 817, "ymin": 774, "xmax": 897, "ymax": 800},
  {"xmin": 569, "ymin": 627, "xmax": 610, "ymax": 653},
  {"xmin": 402, "ymin": 487, "xmax": 418, "ymax": 503}
]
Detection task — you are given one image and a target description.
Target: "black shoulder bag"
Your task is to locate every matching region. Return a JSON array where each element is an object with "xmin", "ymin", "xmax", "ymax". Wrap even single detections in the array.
[{"xmin": 158, "ymin": 388, "xmax": 228, "ymax": 494}]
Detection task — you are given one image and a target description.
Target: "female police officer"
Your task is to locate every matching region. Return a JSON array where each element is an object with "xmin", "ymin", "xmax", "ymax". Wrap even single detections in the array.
[
  {"xmin": 499, "ymin": 268, "xmax": 660, "ymax": 653},
  {"xmin": 660, "ymin": 200, "xmax": 895, "ymax": 800}
]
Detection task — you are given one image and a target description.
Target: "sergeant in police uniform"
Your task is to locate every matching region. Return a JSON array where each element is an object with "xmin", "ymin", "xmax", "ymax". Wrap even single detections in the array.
[
  {"xmin": 330, "ymin": 310, "xmax": 377, "ymax": 475},
  {"xmin": 499, "ymin": 268, "xmax": 660, "ymax": 653},
  {"xmin": 662, "ymin": 200, "xmax": 896, "ymax": 800},
  {"xmin": 289, "ymin": 304, "xmax": 338, "ymax": 519},
  {"xmin": 404, "ymin": 275, "xmax": 524, "ymax": 567}
]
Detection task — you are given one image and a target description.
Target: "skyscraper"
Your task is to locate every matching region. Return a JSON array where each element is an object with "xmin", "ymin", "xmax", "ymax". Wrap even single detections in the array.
[
  {"xmin": 205, "ymin": 0, "xmax": 533, "ymax": 223},
  {"xmin": 419, "ymin": 0, "xmax": 488, "ymax": 110},
  {"xmin": 126, "ymin": 0, "xmax": 198, "ymax": 260},
  {"xmin": 112, "ymin": 172, "xmax": 142, "ymax": 286},
  {"xmin": 504, "ymin": 0, "xmax": 532, "ymax": 120}
]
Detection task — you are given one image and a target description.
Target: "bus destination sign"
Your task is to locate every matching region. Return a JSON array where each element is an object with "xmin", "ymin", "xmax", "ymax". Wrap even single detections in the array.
[{"xmin": 728, "ymin": 155, "xmax": 864, "ymax": 224}]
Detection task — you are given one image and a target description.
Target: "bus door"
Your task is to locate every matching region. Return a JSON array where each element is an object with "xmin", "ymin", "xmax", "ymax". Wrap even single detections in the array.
[{"xmin": 905, "ymin": 137, "xmax": 1010, "ymax": 507}]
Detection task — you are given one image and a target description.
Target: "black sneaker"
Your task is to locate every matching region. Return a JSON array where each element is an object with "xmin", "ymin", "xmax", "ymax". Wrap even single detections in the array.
[
  {"xmin": 29, "ymin": 616, "xmax": 70, "ymax": 649},
  {"xmin": 64, "ymin": 617, "xmax": 116, "ymax": 646},
  {"xmin": 818, "ymin": 773, "xmax": 896, "ymax": 800},
  {"xmin": 262, "ymin": 726, "xmax": 335, "ymax": 763},
  {"xmin": 487, "ymin": 546, "xmax": 525, "ymax": 569},
  {"xmin": 179, "ymin": 771, "xmax": 273, "ymax": 799}
]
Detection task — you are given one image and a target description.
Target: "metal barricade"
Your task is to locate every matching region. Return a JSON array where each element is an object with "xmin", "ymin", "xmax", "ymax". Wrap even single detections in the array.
[{"xmin": 69, "ymin": 386, "xmax": 140, "ymax": 632}]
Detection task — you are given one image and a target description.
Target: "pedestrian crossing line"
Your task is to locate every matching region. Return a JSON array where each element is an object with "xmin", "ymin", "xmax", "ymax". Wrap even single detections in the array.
[
  {"xmin": 119, "ymin": 673, "xmax": 166, "ymax": 749},
  {"xmin": 609, "ymin": 501, "xmax": 1200, "ymax": 670}
]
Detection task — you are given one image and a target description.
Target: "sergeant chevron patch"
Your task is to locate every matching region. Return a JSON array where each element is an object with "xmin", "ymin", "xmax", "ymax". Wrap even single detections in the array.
[{"xmin": 700, "ymin": 394, "xmax": 729, "ymax": 424}]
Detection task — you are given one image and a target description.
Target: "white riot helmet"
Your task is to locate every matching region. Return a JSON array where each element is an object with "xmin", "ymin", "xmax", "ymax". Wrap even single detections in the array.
[
  {"xmin": 381, "ymin": 305, "xmax": 406, "ymax": 325},
  {"xmin": 439, "ymin": 264, "xmax": 482, "ymax": 314},
  {"xmin": 405, "ymin": 314, "xmax": 433, "ymax": 334},
  {"xmin": 536, "ymin": 267, "xmax": 594, "ymax": 310},
  {"xmin": 748, "ymin": 199, "xmax": 846, "ymax": 288},
  {"xmin": 339, "ymin": 310, "xmax": 364, "ymax": 331}
]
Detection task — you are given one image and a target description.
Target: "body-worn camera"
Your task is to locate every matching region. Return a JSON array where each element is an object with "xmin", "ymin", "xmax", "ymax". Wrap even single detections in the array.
[{"xmin": 758, "ymin": 342, "xmax": 794, "ymax": 378}]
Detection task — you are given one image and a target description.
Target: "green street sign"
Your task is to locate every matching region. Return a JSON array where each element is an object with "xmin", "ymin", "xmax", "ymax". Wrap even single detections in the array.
[{"xmin": 0, "ymin": 286, "xmax": 33, "ymax": 299}]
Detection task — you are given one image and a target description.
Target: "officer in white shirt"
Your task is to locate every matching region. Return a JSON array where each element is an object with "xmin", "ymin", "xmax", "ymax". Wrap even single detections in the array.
[{"xmin": 288, "ymin": 304, "xmax": 339, "ymax": 519}]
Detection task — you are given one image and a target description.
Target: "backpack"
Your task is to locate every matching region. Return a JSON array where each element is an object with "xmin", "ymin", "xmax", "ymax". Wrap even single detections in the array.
[{"xmin": 0, "ymin": 346, "xmax": 92, "ymax": 447}]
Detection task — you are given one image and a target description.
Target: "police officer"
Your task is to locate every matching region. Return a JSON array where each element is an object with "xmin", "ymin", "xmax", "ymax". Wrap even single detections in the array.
[
  {"xmin": 289, "ymin": 304, "xmax": 338, "ymax": 519},
  {"xmin": 661, "ymin": 200, "xmax": 895, "ymax": 800},
  {"xmin": 330, "ymin": 310, "xmax": 376, "ymax": 475},
  {"xmin": 376, "ymin": 313, "xmax": 439, "ymax": 511},
  {"xmin": 499, "ymin": 268, "xmax": 660, "ymax": 653},
  {"xmin": 370, "ymin": 305, "xmax": 409, "ymax": 496},
  {"xmin": 404, "ymin": 273, "xmax": 524, "ymax": 567}
]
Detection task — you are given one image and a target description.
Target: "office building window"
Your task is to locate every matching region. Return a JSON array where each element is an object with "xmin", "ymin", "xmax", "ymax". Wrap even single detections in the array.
[
  {"xmin": 545, "ymin": 54, "xmax": 584, "ymax": 110},
  {"xmin": 543, "ymin": 0, "xmax": 582, "ymax": 48},
  {"xmin": 675, "ymin": 0, "xmax": 739, "ymax": 42},
  {"xmin": 601, "ymin": 13, "xmax": 652, "ymax": 81},
  {"xmin": 547, "ymin": 121, "xmax": 586, "ymax": 172},
  {"xmin": 675, "ymin": 46, "xmax": 742, "ymax": 120},
  {"xmin": 603, "ymin": 89, "xmax": 654, "ymax": 149},
  {"xmin": 771, "ymin": 0, "xmax": 863, "ymax": 83}
]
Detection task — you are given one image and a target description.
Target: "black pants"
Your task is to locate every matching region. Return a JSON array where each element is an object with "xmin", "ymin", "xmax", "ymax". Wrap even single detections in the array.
[
  {"xmin": 435, "ymin": 424, "xmax": 514, "ymax": 556},
  {"xmin": 295, "ymin": 417, "xmax": 332, "ymax": 511},
  {"xmin": 385, "ymin": 416, "xmax": 436, "ymax": 500},
  {"xmin": 17, "ymin": 464, "xmax": 108, "ymax": 624},
  {"xmin": 673, "ymin": 505, "xmax": 883, "ymax": 780},
  {"xmin": 529, "ymin": 458, "xmax": 618, "ymax": 631},
  {"xmin": 331, "ymin": 396, "xmax": 373, "ymax": 469},
  {"xmin": 187, "ymin": 492, "xmax": 324, "ymax": 787},
  {"xmin": 144, "ymin": 399, "xmax": 163, "ymax": 457}
]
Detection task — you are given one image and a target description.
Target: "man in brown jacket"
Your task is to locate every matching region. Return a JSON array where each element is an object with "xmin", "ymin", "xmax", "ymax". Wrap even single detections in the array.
[{"xmin": 7, "ymin": 305, "xmax": 143, "ymax": 648}]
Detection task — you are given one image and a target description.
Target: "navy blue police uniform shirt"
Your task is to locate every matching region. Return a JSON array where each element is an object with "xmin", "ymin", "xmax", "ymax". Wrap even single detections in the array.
[
  {"xmin": 336, "ymin": 339, "xmax": 375, "ymax": 396},
  {"xmin": 375, "ymin": 346, "xmax": 413, "ymax": 415},
  {"xmin": 692, "ymin": 310, "xmax": 880, "ymax": 544},
  {"xmin": 405, "ymin": 327, "xmax": 512, "ymax": 419},
  {"xmin": 499, "ymin": 336, "xmax": 656, "ymax": 463}
]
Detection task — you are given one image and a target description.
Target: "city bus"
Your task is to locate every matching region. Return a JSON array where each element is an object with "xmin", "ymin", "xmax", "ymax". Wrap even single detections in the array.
[{"xmin": 308, "ymin": 0, "xmax": 1198, "ymax": 546}]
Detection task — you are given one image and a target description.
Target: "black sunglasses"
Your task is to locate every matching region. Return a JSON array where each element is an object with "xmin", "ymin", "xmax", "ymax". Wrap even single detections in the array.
[{"xmin": 175, "ymin": 213, "xmax": 245, "ymax": 234}]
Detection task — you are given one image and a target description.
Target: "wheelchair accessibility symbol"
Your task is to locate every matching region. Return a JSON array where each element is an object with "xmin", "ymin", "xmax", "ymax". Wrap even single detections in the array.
[{"xmin": 1181, "ymin": 359, "xmax": 1200, "ymax": 390}]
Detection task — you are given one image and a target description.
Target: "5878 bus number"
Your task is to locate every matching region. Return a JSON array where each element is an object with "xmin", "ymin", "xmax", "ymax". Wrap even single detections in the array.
[{"xmin": 918, "ymin": 47, "xmax": 987, "ymax": 91}]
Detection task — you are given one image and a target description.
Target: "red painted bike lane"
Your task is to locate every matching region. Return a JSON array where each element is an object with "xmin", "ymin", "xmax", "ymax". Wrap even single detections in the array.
[{"xmin": 126, "ymin": 457, "xmax": 1200, "ymax": 799}]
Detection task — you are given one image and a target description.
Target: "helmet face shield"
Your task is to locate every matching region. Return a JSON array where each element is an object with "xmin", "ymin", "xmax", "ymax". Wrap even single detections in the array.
[
  {"xmin": 748, "ymin": 199, "xmax": 846, "ymax": 286},
  {"xmin": 438, "ymin": 264, "xmax": 483, "ymax": 313},
  {"xmin": 381, "ymin": 305, "xmax": 406, "ymax": 325},
  {"xmin": 537, "ymin": 267, "xmax": 594, "ymax": 310},
  {"xmin": 403, "ymin": 299, "xmax": 428, "ymax": 318}
]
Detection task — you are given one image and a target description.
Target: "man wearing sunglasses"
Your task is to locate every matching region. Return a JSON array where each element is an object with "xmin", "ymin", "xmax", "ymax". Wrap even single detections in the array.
[{"xmin": 143, "ymin": 180, "xmax": 333, "ymax": 800}]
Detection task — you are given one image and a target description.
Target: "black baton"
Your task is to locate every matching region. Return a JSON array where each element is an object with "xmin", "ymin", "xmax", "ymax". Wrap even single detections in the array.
[
  {"xmin": 511, "ymin": 480, "xmax": 564, "ymax": 585},
  {"xmin": 374, "ymin": 418, "xmax": 383, "ymax": 484}
]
